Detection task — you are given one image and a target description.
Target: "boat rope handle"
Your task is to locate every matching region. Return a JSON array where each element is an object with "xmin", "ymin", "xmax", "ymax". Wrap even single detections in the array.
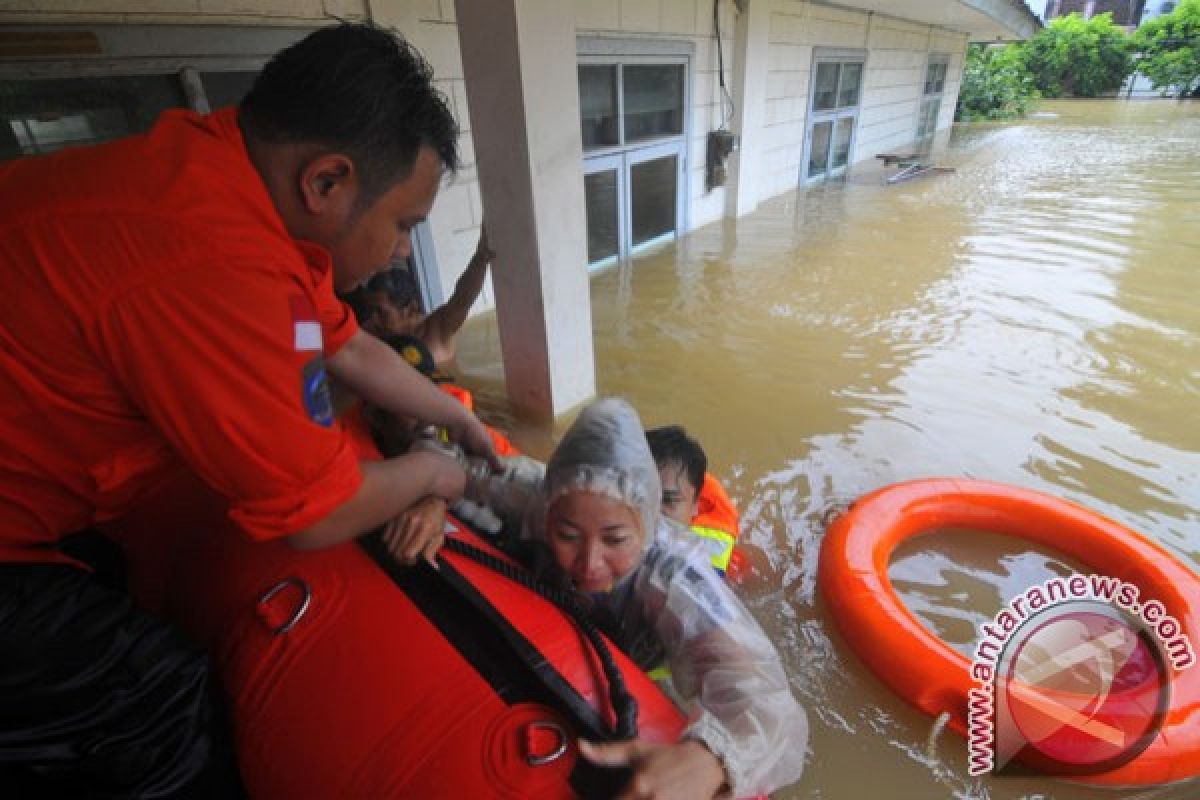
[
  {"xmin": 440, "ymin": 535, "xmax": 640, "ymax": 741},
  {"xmin": 526, "ymin": 720, "xmax": 570, "ymax": 767},
  {"xmin": 257, "ymin": 576, "xmax": 312, "ymax": 635}
]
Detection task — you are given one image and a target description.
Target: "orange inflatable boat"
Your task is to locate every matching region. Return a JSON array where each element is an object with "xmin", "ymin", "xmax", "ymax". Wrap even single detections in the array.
[
  {"xmin": 105, "ymin": 402, "xmax": 689, "ymax": 799},
  {"xmin": 110, "ymin": 469, "xmax": 686, "ymax": 799},
  {"xmin": 818, "ymin": 478, "xmax": 1200, "ymax": 787}
]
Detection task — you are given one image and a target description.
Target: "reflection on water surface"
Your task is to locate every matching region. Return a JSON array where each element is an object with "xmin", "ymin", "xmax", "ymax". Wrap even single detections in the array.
[{"xmin": 458, "ymin": 98, "xmax": 1200, "ymax": 798}]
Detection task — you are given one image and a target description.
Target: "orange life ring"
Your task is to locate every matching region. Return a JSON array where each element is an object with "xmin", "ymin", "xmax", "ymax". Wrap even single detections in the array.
[{"xmin": 818, "ymin": 478, "xmax": 1200, "ymax": 786}]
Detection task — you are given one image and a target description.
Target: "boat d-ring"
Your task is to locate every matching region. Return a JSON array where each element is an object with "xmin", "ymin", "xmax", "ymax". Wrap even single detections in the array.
[
  {"xmin": 257, "ymin": 576, "xmax": 312, "ymax": 635},
  {"xmin": 525, "ymin": 720, "xmax": 569, "ymax": 767}
]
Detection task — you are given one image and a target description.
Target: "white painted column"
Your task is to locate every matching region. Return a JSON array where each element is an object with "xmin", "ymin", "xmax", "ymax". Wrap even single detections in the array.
[
  {"xmin": 453, "ymin": 0, "xmax": 596, "ymax": 417},
  {"xmin": 726, "ymin": 0, "xmax": 772, "ymax": 218}
]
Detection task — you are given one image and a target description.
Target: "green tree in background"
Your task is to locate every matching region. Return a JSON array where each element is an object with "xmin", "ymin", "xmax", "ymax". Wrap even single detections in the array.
[
  {"xmin": 956, "ymin": 44, "xmax": 1041, "ymax": 120},
  {"xmin": 1134, "ymin": 0, "xmax": 1200, "ymax": 97},
  {"xmin": 1022, "ymin": 12, "xmax": 1134, "ymax": 97}
]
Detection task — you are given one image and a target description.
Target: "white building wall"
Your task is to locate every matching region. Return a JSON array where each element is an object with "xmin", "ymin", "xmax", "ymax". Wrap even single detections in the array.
[
  {"xmin": 762, "ymin": 4, "xmax": 813, "ymax": 199},
  {"xmin": 385, "ymin": 1, "xmax": 968, "ymax": 316},
  {"xmin": 399, "ymin": 0, "xmax": 740, "ymax": 315},
  {"xmin": 572, "ymin": 0, "xmax": 738, "ymax": 231},
  {"xmin": 764, "ymin": 1, "xmax": 967, "ymax": 196}
]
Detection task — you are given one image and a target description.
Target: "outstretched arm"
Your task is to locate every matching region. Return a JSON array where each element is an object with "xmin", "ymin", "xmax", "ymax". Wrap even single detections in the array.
[
  {"xmin": 418, "ymin": 226, "xmax": 493, "ymax": 364},
  {"xmin": 458, "ymin": 453, "xmax": 546, "ymax": 536},
  {"xmin": 326, "ymin": 328, "xmax": 498, "ymax": 467}
]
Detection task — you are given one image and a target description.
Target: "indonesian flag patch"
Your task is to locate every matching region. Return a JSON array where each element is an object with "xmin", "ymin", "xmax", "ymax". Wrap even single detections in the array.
[{"xmin": 290, "ymin": 294, "xmax": 323, "ymax": 352}]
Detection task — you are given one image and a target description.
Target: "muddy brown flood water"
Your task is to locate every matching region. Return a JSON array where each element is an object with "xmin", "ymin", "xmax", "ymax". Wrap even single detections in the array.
[{"xmin": 455, "ymin": 98, "xmax": 1200, "ymax": 799}]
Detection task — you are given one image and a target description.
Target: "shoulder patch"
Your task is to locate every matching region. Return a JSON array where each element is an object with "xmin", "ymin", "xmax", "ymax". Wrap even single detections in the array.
[{"xmin": 301, "ymin": 356, "xmax": 334, "ymax": 427}]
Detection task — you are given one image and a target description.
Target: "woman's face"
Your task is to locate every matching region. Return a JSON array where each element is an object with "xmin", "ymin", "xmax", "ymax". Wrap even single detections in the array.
[{"xmin": 546, "ymin": 491, "xmax": 645, "ymax": 593}]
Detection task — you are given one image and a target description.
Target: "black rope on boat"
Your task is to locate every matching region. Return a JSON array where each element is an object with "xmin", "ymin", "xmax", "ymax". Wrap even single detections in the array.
[{"xmin": 440, "ymin": 535, "xmax": 639, "ymax": 742}]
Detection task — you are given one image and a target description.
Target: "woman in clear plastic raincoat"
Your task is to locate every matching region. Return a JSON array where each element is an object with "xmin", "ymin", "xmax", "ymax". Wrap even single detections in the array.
[{"xmin": 463, "ymin": 397, "xmax": 808, "ymax": 799}]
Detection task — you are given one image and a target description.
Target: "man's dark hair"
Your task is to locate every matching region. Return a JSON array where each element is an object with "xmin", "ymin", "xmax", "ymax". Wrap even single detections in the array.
[
  {"xmin": 645, "ymin": 425, "xmax": 706, "ymax": 494},
  {"xmin": 240, "ymin": 23, "xmax": 459, "ymax": 204}
]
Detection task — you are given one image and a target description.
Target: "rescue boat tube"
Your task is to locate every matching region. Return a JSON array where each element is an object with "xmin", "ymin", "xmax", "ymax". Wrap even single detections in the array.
[
  {"xmin": 111, "ymin": 474, "xmax": 685, "ymax": 800},
  {"xmin": 818, "ymin": 478, "xmax": 1200, "ymax": 787}
]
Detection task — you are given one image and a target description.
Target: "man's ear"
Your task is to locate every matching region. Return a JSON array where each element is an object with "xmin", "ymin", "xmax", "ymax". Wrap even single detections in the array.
[{"xmin": 298, "ymin": 153, "xmax": 357, "ymax": 215}]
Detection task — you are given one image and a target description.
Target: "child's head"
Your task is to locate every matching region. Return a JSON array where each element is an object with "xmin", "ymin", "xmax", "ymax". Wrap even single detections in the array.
[
  {"xmin": 542, "ymin": 398, "xmax": 660, "ymax": 593},
  {"xmin": 344, "ymin": 265, "xmax": 424, "ymax": 337},
  {"xmin": 645, "ymin": 425, "xmax": 706, "ymax": 526}
]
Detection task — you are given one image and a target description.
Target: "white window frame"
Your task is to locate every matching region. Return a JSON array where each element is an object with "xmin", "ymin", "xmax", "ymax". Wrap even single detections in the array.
[
  {"xmin": 801, "ymin": 48, "xmax": 867, "ymax": 186},
  {"xmin": 577, "ymin": 49, "xmax": 691, "ymax": 268},
  {"xmin": 916, "ymin": 53, "xmax": 950, "ymax": 142}
]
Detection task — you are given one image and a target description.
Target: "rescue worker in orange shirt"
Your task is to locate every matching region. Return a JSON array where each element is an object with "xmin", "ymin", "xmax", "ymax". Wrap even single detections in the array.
[
  {"xmin": 645, "ymin": 425, "xmax": 741, "ymax": 576},
  {"xmin": 0, "ymin": 24, "xmax": 495, "ymax": 796}
]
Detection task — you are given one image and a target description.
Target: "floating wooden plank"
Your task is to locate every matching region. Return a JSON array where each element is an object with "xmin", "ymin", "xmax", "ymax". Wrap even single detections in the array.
[
  {"xmin": 884, "ymin": 164, "xmax": 956, "ymax": 185},
  {"xmin": 875, "ymin": 152, "xmax": 922, "ymax": 166}
]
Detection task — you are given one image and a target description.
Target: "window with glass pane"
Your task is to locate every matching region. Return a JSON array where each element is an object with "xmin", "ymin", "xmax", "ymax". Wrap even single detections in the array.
[
  {"xmin": 807, "ymin": 120, "xmax": 833, "ymax": 178},
  {"xmin": 917, "ymin": 97, "xmax": 941, "ymax": 138},
  {"xmin": 622, "ymin": 65, "xmax": 684, "ymax": 144},
  {"xmin": 1, "ymin": 75, "xmax": 186, "ymax": 160},
  {"xmin": 836, "ymin": 63, "xmax": 863, "ymax": 108},
  {"xmin": 630, "ymin": 155, "xmax": 676, "ymax": 247},
  {"xmin": 813, "ymin": 62, "xmax": 839, "ymax": 111},
  {"xmin": 831, "ymin": 117, "xmax": 854, "ymax": 169},
  {"xmin": 925, "ymin": 59, "xmax": 948, "ymax": 95},
  {"xmin": 579, "ymin": 65, "xmax": 619, "ymax": 149},
  {"xmin": 201, "ymin": 71, "xmax": 259, "ymax": 109},
  {"xmin": 584, "ymin": 169, "xmax": 620, "ymax": 263}
]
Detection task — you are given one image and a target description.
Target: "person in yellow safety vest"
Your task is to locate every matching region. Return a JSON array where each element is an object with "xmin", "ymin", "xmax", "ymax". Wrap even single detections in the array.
[{"xmin": 645, "ymin": 426, "xmax": 740, "ymax": 576}]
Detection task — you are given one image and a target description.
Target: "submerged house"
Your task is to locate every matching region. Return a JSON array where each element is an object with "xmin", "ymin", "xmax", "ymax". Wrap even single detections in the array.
[{"xmin": 0, "ymin": 0, "xmax": 1038, "ymax": 415}]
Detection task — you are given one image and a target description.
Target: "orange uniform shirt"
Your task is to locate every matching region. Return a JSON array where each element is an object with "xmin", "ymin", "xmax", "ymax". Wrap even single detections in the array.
[{"xmin": 0, "ymin": 108, "xmax": 362, "ymax": 564}]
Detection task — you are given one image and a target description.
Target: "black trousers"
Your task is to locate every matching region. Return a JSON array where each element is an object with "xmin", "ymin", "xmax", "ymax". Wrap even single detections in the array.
[{"xmin": 0, "ymin": 562, "xmax": 243, "ymax": 799}]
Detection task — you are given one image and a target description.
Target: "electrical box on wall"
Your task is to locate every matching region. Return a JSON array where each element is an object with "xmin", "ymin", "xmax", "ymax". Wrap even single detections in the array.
[{"xmin": 705, "ymin": 130, "xmax": 738, "ymax": 191}]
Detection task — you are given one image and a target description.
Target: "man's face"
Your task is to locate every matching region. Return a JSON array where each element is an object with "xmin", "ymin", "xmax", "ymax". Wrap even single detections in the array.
[
  {"xmin": 658, "ymin": 462, "xmax": 699, "ymax": 526},
  {"xmin": 328, "ymin": 146, "xmax": 442, "ymax": 293}
]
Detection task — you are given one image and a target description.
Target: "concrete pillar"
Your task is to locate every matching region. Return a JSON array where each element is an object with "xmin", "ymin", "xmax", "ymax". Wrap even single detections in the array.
[
  {"xmin": 725, "ymin": 0, "xmax": 771, "ymax": 218},
  {"xmin": 454, "ymin": 0, "xmax": 595, "ymax": 418}
]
